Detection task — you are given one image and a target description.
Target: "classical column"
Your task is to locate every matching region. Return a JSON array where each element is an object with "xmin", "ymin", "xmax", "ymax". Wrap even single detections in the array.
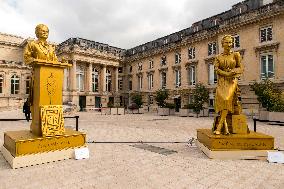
[
  {"xmin": 114, "ymin": 67, "xmax": 119, "ymax": 92},
  {"xmin": 87, "ymin": 63, "xmax": 92, "ymax": 92},
  {"xmin": 102, "ymin": 65, "xmax": 106, "ymax": 92},
  {"xmin": 70, "ymin": 60, "xmax": 77, "ymax": 91}
]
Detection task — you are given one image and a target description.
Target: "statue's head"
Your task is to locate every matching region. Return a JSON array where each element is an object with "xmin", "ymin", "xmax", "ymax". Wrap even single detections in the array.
[
  {"xmin": 35, "ymin": 24, "xmax": 49, "ymax": 40},
  {"xmin": 221, "ymin": 35, "xmax": 234, "ymax": 49}
]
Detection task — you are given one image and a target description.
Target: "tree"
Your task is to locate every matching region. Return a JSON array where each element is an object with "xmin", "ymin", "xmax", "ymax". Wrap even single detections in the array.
[
  {"xmin": 192, "ymin": 83, "xmax": 209, "ymax": 117},
  {"xmin": 155, "ymin": 89, "xmax": 169, "ymax": 108},
  {"xmin": 131, "ymin": 93, "xmax": 143, "ymax": 108},
  {"xmin": 250, "ymin": 79, "xmax": 284, "ymax": 112}
]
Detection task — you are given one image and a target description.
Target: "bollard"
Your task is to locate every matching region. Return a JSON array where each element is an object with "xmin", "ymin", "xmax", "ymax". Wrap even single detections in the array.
[
  {"xmin": 75, "ymin": 116, "xmax": 79, "ymax": 131},
  {"xmin": 253, "ymin": 118, "xmax": 257, "ymax": 132}
]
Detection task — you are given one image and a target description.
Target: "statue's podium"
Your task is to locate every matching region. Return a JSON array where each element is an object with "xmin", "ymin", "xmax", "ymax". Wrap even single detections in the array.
[
  {"xmin": 1, "ymin": 60, "xmax": 87, "ymax": 168},
  {"xmin": 196, "ymin": 129, "xmax": 275, "ymax": 160}
]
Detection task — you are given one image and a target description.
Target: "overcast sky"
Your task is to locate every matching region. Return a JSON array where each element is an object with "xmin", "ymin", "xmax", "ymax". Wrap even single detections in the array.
[{"xmin": 0, "ymin": 0, "xmax": 242, "ymax": 49}]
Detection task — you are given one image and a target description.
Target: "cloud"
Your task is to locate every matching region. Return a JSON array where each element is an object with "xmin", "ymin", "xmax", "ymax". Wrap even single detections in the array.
[{"xmin": 0, "ymin": 0, "xmax": 241, "ymax": 49}]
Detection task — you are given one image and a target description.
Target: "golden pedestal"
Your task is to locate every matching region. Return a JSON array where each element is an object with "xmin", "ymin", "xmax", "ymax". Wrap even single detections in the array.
[
  {"xmin": 197, "ymin": 129, "xmax": 275, "ymax": 159},
  {"xmin": 0, "ymin": 60, "xmax": 88, "ymax": 168},
  {"xmin": 4, "ymin": 129, "xmax": 85, "ymax": 157},
  {"xmin": 1, "ymin": 129, "xmax": 86, "ymax": 168},
  {"xmin": 30, "ymin": 60, "xmax": 71, "ymax": 136}
]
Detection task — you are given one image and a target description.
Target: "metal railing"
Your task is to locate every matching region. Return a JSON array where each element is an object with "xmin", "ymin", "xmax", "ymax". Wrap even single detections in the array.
[{"xmin": 0, "ymin": 115, "xmax": 80, "ymax": 131}]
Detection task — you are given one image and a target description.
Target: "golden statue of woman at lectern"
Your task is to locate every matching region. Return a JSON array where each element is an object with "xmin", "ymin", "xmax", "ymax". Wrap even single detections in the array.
[{"xmin": 212, "ymin": 35, "xmax": 244, "ymax": 135}]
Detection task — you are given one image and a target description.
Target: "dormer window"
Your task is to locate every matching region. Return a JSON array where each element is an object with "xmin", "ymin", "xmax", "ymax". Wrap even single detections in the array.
[
  {"xmin": 163, "ymin": 38, "xmax": 168, "ymax": 45},
  {"xmin": 212, "ymin": 19, "xmax": 218, "ymax": 26},
  {"xmin": 262, "ymin": 0, "xmax": 273, "ymax": 6},
  {"xmin": 193, "ymin": 26, "xmax": 199, "ymax": 32}
]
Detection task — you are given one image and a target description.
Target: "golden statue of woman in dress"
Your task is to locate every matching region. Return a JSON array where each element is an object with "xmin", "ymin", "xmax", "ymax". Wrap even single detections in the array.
[{"xmin": 213, "ymin": 35, "xmax": 244, "ymax": 135}]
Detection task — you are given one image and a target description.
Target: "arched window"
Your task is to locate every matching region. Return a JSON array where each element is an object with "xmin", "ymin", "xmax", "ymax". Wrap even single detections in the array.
[
  {"xmin": 0, "ymin": 74, "xmax": 3, "ymax": 93},
  {"xmin": 92, "ymin": 68, "xmax": 99, "ymax": 92},
  {"xmin": 25, "ymin": 76, "xmax": 31, "ymax": 94},
  {"xmin": 76, "ymin": 66, "xmax": 85, "ymax": 92},
  {"xmin": 106, "ymin": 69, "xmax": 112, "ymax": 92},
  {"xmin": 11, "ymin": 75, "xmax": 20, "ymax": 94}
]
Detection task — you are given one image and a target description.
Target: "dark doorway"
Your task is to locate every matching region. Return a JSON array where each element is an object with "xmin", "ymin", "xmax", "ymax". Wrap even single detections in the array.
[
  {"xmin": 79, "ymin": 96, "xmax": 86, "ymax": 111},
  {"xmin": 95, "ymin": 97, "xmax": 101, "ymax": 108},
  {"xmin": 174, "ymin": 97, "xmax": 181, "ymax": 112},
  {"xmin": 109, "ymin": 97, "xmax": 114, "ymax": 106}
]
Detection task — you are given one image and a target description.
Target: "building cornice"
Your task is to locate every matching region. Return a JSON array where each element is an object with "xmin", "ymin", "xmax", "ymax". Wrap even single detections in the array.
[{"xmin": 124, "ymin": 1, "xmax": 284, "ymax": 63}]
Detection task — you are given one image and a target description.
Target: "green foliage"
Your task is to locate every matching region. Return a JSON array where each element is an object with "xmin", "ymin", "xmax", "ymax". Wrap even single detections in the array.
[
  {"xmin": 183, "ymin": 104, "xmax": 194, "ymax": 109},
  {"xmin": 250, "ymin": 79, "xmax": 284, "ymax": 112},
  {"xmin": 107, "ymin": 101, "xmax": 114, "ymax": 108},
  {"xmin": 155, "ymin": 89, "xmax": 169, "ymax": 108},
  {"xmin": 165, "ymin": 103, "xmax": 175, "ymax": 109},
  {"xmin": 131, "ymin": 93, "xmax": 143, "ymax": 108},
  {"xmin": 192, "ymin": 83, "xmax": 209, "ymax": 114}
]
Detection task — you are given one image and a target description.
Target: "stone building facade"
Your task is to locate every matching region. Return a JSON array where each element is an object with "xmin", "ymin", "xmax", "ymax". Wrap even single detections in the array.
[
  {"xmin": 123, "ymin": 0, "xmax": 284, "ymax": 114},
  {"xmin": 0, "ymin": 33, "xmax": 31, "ymax": 110},
  {"xmin": 0, "ymin": 0, "xmax": 283, "ymax": 113},
  {"xmin": 57, "ymin": 38, "xmax": 125, "ymax": 110}
]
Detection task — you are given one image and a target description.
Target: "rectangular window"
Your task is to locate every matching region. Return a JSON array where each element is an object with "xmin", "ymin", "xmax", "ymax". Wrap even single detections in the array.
[
  {"xmin": 260, "ymin": 26, "xmax": 272, "ymax": 43},
  {"xmin": 148, "ymin": 74, "xmax": 153, "ymax": 90},
  {"xmin": 118, "ymin": 67, "xmax": 123, "ymax": 73},
  {"xmin": 175, "ymin": 70, "xmax": 181, "ymax": 88},
  {"xmin": 149, "ymin": 60, "xmax": 154, "ymax": 69},
  {"xmin": 26, "ymin": 80, "xmax": 30, "ymax": 94},
  {"xmin": 175, "ymin": 53, "xmax": 181, "ymax": 64},
  {"xmin": 76, "ymin": 66, "xmax": 85, "ymax": 92},
  {"xmin": 208, "ymin": 42, "xmax": 217, "ymax": 56},
  {"xmin": 129, "ymin": 66, "xmax": 132, "ymax": 73},
  {"xmin": 118, "ymin": 78, "xmax": 123, "ymax": 91},
  {"xmin": 161, "ymin": 55, "xmax": 167, "ymax": 66},
  {"xmin": 0, "ymin": 75, "xmax": 3, "ymax": 93},
  {"xmin": 261, "ymin": 54, "xmax": 274, "ymax": 79},
  {"xmin": 232, "ymin": 35, "xmax": 240, "ymax": 49},
  {"xmin": 161, "ymin": 72, "xmax": 167, "ymax": 89},
  {"xmin": 129, "ymin": 80, "xmax": 132, "ymax": 90},
  {"xmin": 138, "ymin": 76, "xmax": 143, "ymax": 90},
  {"xmin": 188, "ymin": 47, "xmax": 195, "ymax": 59},
  {"xmin": 189, "ymin": 66, "xmax": 196, "ymax": 86},
  {"xmin": 208, "ymin": 64, "xmax": 217, "ymax": 84},
  {"xmin": 138, "ymin": 62, "xmax": 143, "ymax": 71}
]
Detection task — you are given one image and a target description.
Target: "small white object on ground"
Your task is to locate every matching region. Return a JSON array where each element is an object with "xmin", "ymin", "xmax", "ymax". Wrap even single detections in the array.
[
  {"xmin": 267, "ymin": 151, "xmax": 284, "ymax": 163},
  {"xmin": 75, "ymin": 147, "xmax": 90, "ymax": 160}
]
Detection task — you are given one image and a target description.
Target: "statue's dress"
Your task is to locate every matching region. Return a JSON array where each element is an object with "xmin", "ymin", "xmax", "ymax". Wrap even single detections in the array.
[{"xmin": 214, "ymin": 52, "xmax": 243, "ymax": 114}]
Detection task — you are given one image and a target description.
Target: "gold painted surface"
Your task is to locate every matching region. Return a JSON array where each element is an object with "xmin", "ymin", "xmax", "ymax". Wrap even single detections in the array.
[
  {"xmin": 212, "ymin": 35, "xmax": 247, "ymax": 135},
  {"xmin": 232, "ymin": 115, "xmax": 248, "ymax": 134},
  {"xmin": 23, "ymin": 24, "xmax": 72, "ymax": 136},
  {"xmin": 197, "ymin": 129, "xmax": 274, "ymax": 150},
  {"xmin": 3, "ymin": 129, "xmax": 86, "ymax": 157},
  {"xmin": 40, "ymin": 105, "xmax": 65, "ymax": 137}
]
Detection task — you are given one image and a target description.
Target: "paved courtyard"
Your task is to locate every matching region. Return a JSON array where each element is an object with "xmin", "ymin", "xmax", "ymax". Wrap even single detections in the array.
[{"xmin": 0, "ymin": 110, "xmax": 283, "ymax": 189}]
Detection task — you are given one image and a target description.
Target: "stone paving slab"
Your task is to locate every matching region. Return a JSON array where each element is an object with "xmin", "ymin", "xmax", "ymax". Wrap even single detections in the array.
[{"xmin": 0, "ymin": 110, "xmax": 283, "ymax": 189}]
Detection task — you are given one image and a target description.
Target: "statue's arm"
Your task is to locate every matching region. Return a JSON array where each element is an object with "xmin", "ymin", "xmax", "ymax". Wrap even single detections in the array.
[
  {"xmin": 214, "ymin": 56, "xmax": 233, "ymax": 77},
  {"xmin": 23, "ymin": 42, "xmax": 34, "ymax": 65},
  {"xmin": 231, "ymin": 52, "xmax": 244, "ymax": 75}
]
